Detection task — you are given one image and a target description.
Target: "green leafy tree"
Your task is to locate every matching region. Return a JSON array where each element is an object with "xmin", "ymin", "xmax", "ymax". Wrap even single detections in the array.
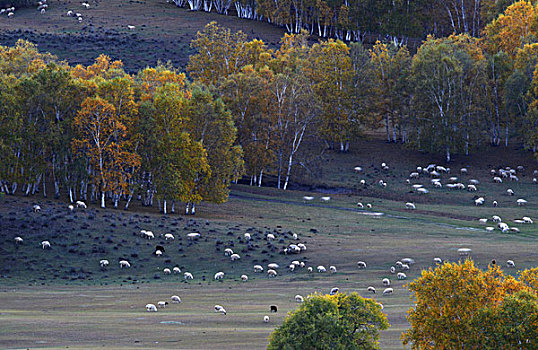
[{"xmin": 268, "ymin": 292, "xmax": 389, "ymax": 350}]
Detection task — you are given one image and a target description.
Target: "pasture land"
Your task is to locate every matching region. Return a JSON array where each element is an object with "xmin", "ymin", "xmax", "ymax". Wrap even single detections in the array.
[
  {"xmin": 1, "ymin": 139, "xmax": 538, "ymax": 349},
  {"xmin": 0, "ymin": 0, "xmax": 287, "ymax": 73}
]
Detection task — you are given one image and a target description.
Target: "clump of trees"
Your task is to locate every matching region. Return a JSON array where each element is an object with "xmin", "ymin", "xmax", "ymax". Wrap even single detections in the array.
[
  {"xmin": 0, "ymin": 41, "xmax": 243, "ymax": 213},
  {"xmin": 268, "ymin": 292, "xmax": 389, "ymax": 349},
  {"xmin": 402, "ymin": 260, "xmax": 538, "ymax": 349}
]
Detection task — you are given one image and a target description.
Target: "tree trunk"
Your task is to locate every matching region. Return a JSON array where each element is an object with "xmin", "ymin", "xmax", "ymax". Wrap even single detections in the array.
[
  {"xmin": 258, "ymin": 169, "xmax": 263, "ymax": 187},
  {"xmin": 163, "ymin": 199, "xmax": 167, "ymax": 215},
  {"xmin": 101, "ymin": 192, "xmax": 106, "ymax": 208},
  {"xmin": 385, "ymin": 115, "xmax": 390, "ymax": 142},
  {"xmin": 124, "ymin": 194, "xmax": 132, "ymax": 210}
]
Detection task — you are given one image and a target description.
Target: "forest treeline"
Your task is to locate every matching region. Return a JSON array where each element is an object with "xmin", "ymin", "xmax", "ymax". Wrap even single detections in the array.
[
  {"xmin": 172, "ymin": 0, "xmax": 523, "ymax": 43},
  {"xmin": 1, "ymin": 1, "xmax": 538, "ymax": 211}
]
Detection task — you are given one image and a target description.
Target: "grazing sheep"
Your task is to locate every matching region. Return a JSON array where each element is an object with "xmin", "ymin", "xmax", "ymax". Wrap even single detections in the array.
[
  {"xmin": 479, "ymin": 218, "xmax": 488, "ymax": 224},
  {"xmin": 409, "ymin": 172, "xmax": 420, "ymax": 179},
  {"xmin": 297, "ymin": 243, "xmax": 307, "ymax": 251},
  {"xmin": 76, "ymin": 201, "xmax": 87, "ymax": 208},
  {"xmin": 486, "ymin": 227, "xmax": 495, "ymax": 232},
  {"xmin": 517, "ymin": 199, "xmax": 528, "ymax": 206},
  {"xmin": 510, "ymin": 227, "xmax": 520, "ymax": 233},
  {"xmin": 163, "ymin": 268, "xmax": 171, "ymax": 275},
  {"xmin": 382, "ymin": 278, "xmax": 391, "ymax": 286},
  {"xmin": 264, "ymin": 315, "xmax": 269, "ymax": 323},
  {"xmin": 244, "ymin": 233, "xmax": 251, "ymax": 240},
  {"xmin": 184, "ymin": 272, "xmax": 194, "ymax": 280},
  {"xmin": 402, "ymin": 257, "xmax": 415, "ymax": 264},
  {"xmin": 383, "ymin": 288, "xmax": 394, "ymax": 296},
  {"xmin": 40, "ymin": 8, "xmax": 45, "ymax": 14},
  {"xmin": 492, "ymin": 200, "xmax": 498, "ymax": 207},
  {"xmin": 68, "ymin": 204, "xmax": 74, "ymax": 211},
  {"xmin": 467, "ymin": 184, "xmax": 477, "ymax": 192},
  {"xmin": 82, "ymin": 2, "xmax": 90, "ymax": 8},
  {"xmin": 119, "ymin": 260, "xmax": 131, "ymax": 268},
  {"xmin": 267, "ymin": 269, "xmax": 278, "ymax": 277},
  {"xmin": 254, "ymin": 265, "xmax": 264, "ymax": 273},
  {"xmin": 67, "ymin": 10, "xmax": 73, "ymax": 16},
  {"xmin": 317, "ymin": 265, "xmax": 326, "ymax": 273},
  {"xmin": 507, "ymin": 189, "xmax": 514, "ymax": 196},
  {"xmin": 303, "ymin": 196, "xmax": 314, "ymax": 202},
  {"xmin": 214, "ymin": 272, "xmax": 224, "ymax": 280},
  {"xmin": 412, "ymin": 184, "xmax": 423, "ymax": 190},
  {"xmin": 7, "ymin": 12, "xmax": 14, "ymax": 18},
  {"xmin": 154, "ymin": 249, "xmax": 163, "ymax": 257},
  {"xmin": 266, "ymin": 234, "xmax": 275, "ymax": 240},
  {"xmin": 506, "ymin": 260, "xmax": 515, "ymax": 268},
  {"xmin": 433, "ymin": 257, "xmax": 442, "ymax": 264},
  {"xmin": 329, "ymin": 265, "xmax": 337, "ymax": 273},
  {"xmin": 390, "ymin": 266, "xmax": 396, "ymax": 273},
  {"xmin": 357, "ymin": 261, "xmax": 367, "ymax": 269},
  {"xmin": 14, "ymin": 236, "xmax": 23, "ymax": 244},
  {"xmin": 492, "ymin": 215, "xmax": 502, "ymax": 223},
  {"xmin": 289, "ymin": 264, "xmax": 295, "ymax": 272},
  {"xmin": 475, "ymin": 197, "xmax": 485, "ymax": 206},
  {"xmin": 405, "ymin": 202, "xmax": 416, "ymax": 210},
  {"xmin": 320, "ymin": 196, "xmax": 331, "ymax": 202},
  {"xmin": 295, "ymin": 295, "xmax": 304, "ymax": 303},
  {"xmin": 158, "ymin": 301, "xmax": 168, "ymax": 308},
  {"xmin": 493, "ymin": 176, "xmax": 503, "ymax": 183},
  {"xmin": 187, "ymin": 232, "xmax": 200, "ymax": 240},
  {"xmin": 146, "ymin": 304, "xmax": 157, "ymax": 312},
  {"xmin": 367, "ymin": 286, "xmax": 376, "ymax": 294},
  {"xmin": 127, "ymin": 25, "xmax": 136, "ymax": 30},
  {"xmin": 164, "ymin": 233, "xmax": 175, "ymax": 240},
  {"xmin": 99, "ymin": 259, "xmax": 109, "ymax": 268},
  {"xmin": 41, "ymin": 240, "xmax": 51, "ymax": 249},
  {"xmin": 458, "ymin": 248, "xmax": 472, "ymax": 256},
  {"xmin": 241, "ymin": 274, "xmax": 248, "ymax": 282},
  {"xmin": 214, "ymin": 305, "xmax": 226, "ymax": 315},
  {"xmin": 173, "ymin": 267, "xmax": 181, "ymax": 274},
  {"xmin": 469, "ymin": 179, "xmax": 480, "ymax": 185},
  {"xmin": 360, "ymin": 179, "xmax": 366, "ymax": 186},
  {"xmin": 366, "ymin": 203, "xmax": 372, "ymax": 209},
  {"xmin": 522, "ymin": 217, "xmax": 533, "ymax": 224},
  {"xmin": 397, "ymin": 272, "xmax": 407, "ymax": 280},
  {"xmin": 330, "ymin": 287, "xmax": 339, "ymax": 295},
  {"xmin": 460, "ymin": 167, "xmax": 468, "ymax": 174},
  {"xmin": 307, "ymin": 267, "xmax": 313, "ymax": 273},
  {"xmin": 498, "ymin": 222, "xmax": 509, "ymax": 233},
  {"xmin": 267, "ymin": 263, "xmax": 280, "ymax": 270},
  {"xmin": 270, "ymin": 305, "xmax": 278, "ymax": 312},
  {"xmin": 171, "ymin": 295, "xmax": 181, "ymax": 303},
  {"xmin": 401, "ymin": 264, "xmax": 410, "ymax": 270},
  {"xmin": 141, "ymin": 230, "xmax": 154, "ymax": 239},
  {"xmin": 354, "ymin": 166, "xmax": 363, "ymax": 172},
  {"xmin": 224, "ymin": 248, "xmax": 234, "ymax": 256},
  {"xmin": 417, "ymin": 188, "xmax": 429, "ymax": 194},
  {"xmin": 32, "ymin": 204, "xmax": 41, "ymax": 212},
  {"xmin": 292, "ymin": 233, "xmax": 298, "ymax": 240},
  {"xmin": 395, "ymin": 261, "xmax": 403, "ymax": 268},
  {"xmin": 357, "ymin": 202, "xmax": 364, "ymax": 208}
]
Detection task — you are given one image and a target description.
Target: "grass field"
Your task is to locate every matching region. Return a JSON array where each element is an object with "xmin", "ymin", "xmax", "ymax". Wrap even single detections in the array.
[{"xmin": 1, "ymin": 137, "xmax": 537, "ymax": 349}]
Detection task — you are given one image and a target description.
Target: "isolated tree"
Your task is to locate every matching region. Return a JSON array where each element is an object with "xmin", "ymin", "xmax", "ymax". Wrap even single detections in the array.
[
  {"xmin": 402, "ymin": 260, "xmax": 535, "ymax": 349},
  {"xmin": 268, "ymin": 292, "xmax": 389, "ymax": 350}
]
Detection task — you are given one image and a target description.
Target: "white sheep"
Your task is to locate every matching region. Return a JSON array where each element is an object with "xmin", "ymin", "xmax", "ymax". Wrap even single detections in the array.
[
  {"xmin": 330, "ymin": 287, "xmax": 339, "ymax": 295},
  {"xmin": 173, "ymin": 267, "xmax": 181, "ymax": 274},
  {"xmin": 67, "ymin": 10, "xmax": 73, "ymax": 16},
  {"xmin": 263, "ymin": 315, "xmax": 269, "ymax": 323},
  {"xmin": 230, "ymin": 253, "xmax": 241, "ymax": 261},
  {"xmin": 32, "ymin": 204, "xmax": 41, "ymax": 212},
  {"xmin": 390, "ymin": 266, "xmax": 396, "ymax": 273},
  {"xmin": 76, "ymin": 201, "xmax": 87, "ymax": 208},
  {"xmin": 267, "ymin": 269, "xmax": 278, "ymax": 277},
  {"xmin": 366, "ymin": 203, "xmax": 372, "ymax": 209},
  {"xmin": 493, "ymin": 176, "xmax": 503, "ymax": 183},
  {"xmin": 40, "ymin": 8, "xmax": 45, "ymax": 14},
  {"xmin": 68, "ymin": 205, "xmax": 74, "ymax": 211},
  {"xmin": 295, "ymin": 295, "xmax": 304, "ymax": 302},
  {"xmin": 289, "ymin": 264, "xmax": 295, "ymax": 272},
  {"xmin": 475, "ymin": 197, "xmax": 485, "ymax": 206},
  {"xmin": 458, "ymin": 248, "xmax": 472, "ymax": 256},
  {"xmin": 417, "ymin": 188, "xmax": 429, "ymax": 194},
  {"xmin": 367, "ymin": 286, "xmax": 376, "ymax": 294},
  {"xmin": 320, "ymin": 196, "xmax": 331, "ymax": 202},
  {"xmin": 164, "ymin": 233, "xmax": 175, "ymax": 240},
  {"xmin": 266, "ymin": 234, "xmax": 275, "ymax": 240},
  {"xmin": 507, "ymin": 189, "xmax": 514, "ymax": 196},
  {"xmin": 41, "ymin": 240, "xmax": 51, "ymax": 249},
  {"xmin": 434, "ymin": 182, "xmax": 443, "ymax": 189},
  {"xmin": 267, "ymin": 263, "xmax": 279, "ymax": 270},
  {"xmin": 479, "ymin": 218, "xmax": 488, "ymax": 224},
  {"xmin": 460, "ymin": 167, "xmax": 468, "ymax": 174},
  {"xmin": 409, "ymin": 172, "xmax": 420, "ymax": 179},
  {"xmin": 187, "ymin": 232, "xmax": 200, "ymax": 240},
  {"xmin": 224, "ymin": 248, "xmax": 234, "ymax": 256},
  {"xmin": 506, "ymin": 260, "xmax": 515, "ymax": 268},
  {"xmin": 158, "ymin": 301, "xmax": 168, "ymax": 308},
  {"xmin": 244, "ymin": 233, "xmax": 251, "ymax": 241},
  {"xmin": 292, "ymin": 233, "xmax": 298, "ymax": 240},
  {"xmin": 254, "ymin": 265, "xmax": 264, "ymax": 273},
  {"xmin": 82, "ymin": 2, "xmax": 90, "ymax": 8},
  {"xmin": 146, "ymin": 304, "xmax": 158, "ymax": 312},
  {"xmin": 317, "ymin": 265, "xmax": 326, "ymax": 273},
  {"xmin": 307, "ymin": 267, "xmax": 313, "ymax": 273},
  {"xmin": 14, "ymin": 236, "xmax": 23, "ymax": 244},
  {"xmin": 357, "ymin": 202, "xmax": 364, "ymax": 208},
  {"xmin": 383, "ymin": 288, "xmax": 393, "ymax": 296},
  {"xmin": 328, "ymin": 265, "xmax": 337, "ymax": 273},
  {"xmin": 354, "ymin": 166, "xmax": 363, "ymax": 172},
  {"xmin": 493, "ymin": 200, "xmax": 498, "ymax": 207},
  {"xmin": 401, "ymin": 264, "xmax": 410, "ymax": 270},
  {"xmin": 119, "ymin": 260, "xmax": 131, "ymax": 268},
  {"xmin": 155, "ymin": 250, "xmax": 163, "ymax": 257},
  {"xmin": 397, "ymin": 272, "xmax": 407, "ymax": 280},
  {"xmin": 241, "ymin": 274, "xmax": 248, "ymax": 281},
  {"xmin": 357, "ymin": 261, "xmax": 367, "ymax": 269},
  {"xmin": 492, "ymin": 215, "xmax": 502, "ymax": 223},
  {"xmin": 214, "ymin": 305, "xmax": 226, "ymax": 315},
  {"xmin": 127, "ymin": 25, "xmax": 136, "ymax": 30},
  {"xmin": 99, "ymin": 259, "xmax": 109, "ymax": 268},
  {"xmin": 184, "ymin": 272, "xmax": 193, "ymax": 280},
  {"xmin": 433, "ymin": 257, "xmax": 442, "ymax": 264},
  {"xmin": 297, "ymin": 243, "xmax": 307, "ymax": 251},
  {"xmin": 522, "ymin": 217, "xmax": 533, "ymax": 224},
  {"xmin": 171, "ymin": 295, "xmax": 181, "ymax": 303},
  {"xmin": 7, "ymin": 12, "xmax": 14, "ymax": 18},
  {"xmin": 485, "ymin": 227, "xmax": 495, "ymax": 232},
  {"xmin": 303, "ymin": 196, "xmax": 314, "ymax": 202},
  {"xmin": 517, "ymin": 199, "xmax": 528, "ymax": 206},
  {"xmin": 467, "ymin": 184, "xmax": 477, "ymax": 192},
  {"xmin": 382, "ymin": 278, "xmax": 390, "ymax": 286},
  {"xmin": 405, "ymin": 202, "xmax": 416, "ymax": 210},
  {"xmin": 163, "ymin": 268, "xmax": 171, "ymax": 275},
  {"xmin": 214, "ymin": 272, "xmax": 224, "ymax": 280}
]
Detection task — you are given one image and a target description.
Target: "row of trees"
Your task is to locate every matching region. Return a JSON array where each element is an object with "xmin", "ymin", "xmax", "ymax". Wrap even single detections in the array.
[
  {"xmin": 188, "ymin": 11, "xmax": 538, "ymax": 174},
  {"xmin": 0, "ymin": 41, "xmax": 243, "ymax": 212},
  {"xmin": 171, "ymin": 0, "xmax": 521, "ymax": 43}
]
